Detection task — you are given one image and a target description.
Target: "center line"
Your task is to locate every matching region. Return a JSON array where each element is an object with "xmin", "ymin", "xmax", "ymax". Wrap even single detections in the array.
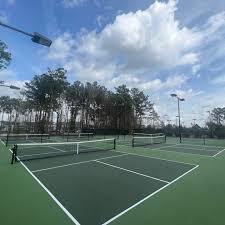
[
  {"xmin": 31, "ymin": 153, "xmax": 128, "ymax": 173},
  {"xmin": 95, "ymin": 160, "xmax": 169, "ymax": 184}
]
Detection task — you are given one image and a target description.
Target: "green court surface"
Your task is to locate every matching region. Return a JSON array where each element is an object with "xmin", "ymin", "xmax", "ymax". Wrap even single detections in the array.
[
  {"xmin": 133, "ymin": 142, "xmax": 223, "ymax": 156},
  {"xmin": 1, "ymin": 136, "xmax": 225, "ymax": 225}
]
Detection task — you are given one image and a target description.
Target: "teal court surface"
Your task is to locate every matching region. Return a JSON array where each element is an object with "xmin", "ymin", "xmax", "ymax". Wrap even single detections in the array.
[
  {"xmin": 117, "ymin": 136, "xmax": 225, "ymax": 157},
  {"xmin": 132, "ymin": 143, "xmax": 224, "ymax": 157},
  {"xmin": 4, "ymin": 135, "xmax": 225, "ymax": 225},
  {"xmin": 12, "ymin": 139, "xmax": 198, "ymax": 225}
]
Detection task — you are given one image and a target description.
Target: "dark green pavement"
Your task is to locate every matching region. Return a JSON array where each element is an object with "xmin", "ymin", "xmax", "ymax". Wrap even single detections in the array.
[
  {"xmin": 0, "ymin": 143, "xmax": 74, "ymax": 225},
  {"xmin": 1, "ymin": 137, "xmax": 225, "ymax": 225}
]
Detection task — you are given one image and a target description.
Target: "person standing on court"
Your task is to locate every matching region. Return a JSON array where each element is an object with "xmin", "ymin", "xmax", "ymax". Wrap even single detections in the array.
[{"xmin": 11, "ymin": 144, "xmax": 18, "ymax": 164}]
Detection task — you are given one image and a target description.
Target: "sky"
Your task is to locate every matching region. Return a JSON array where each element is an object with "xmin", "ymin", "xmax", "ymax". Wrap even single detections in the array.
[{"xmin": 0, "ymin": 0, "xmax": 225, "ymax": 127}]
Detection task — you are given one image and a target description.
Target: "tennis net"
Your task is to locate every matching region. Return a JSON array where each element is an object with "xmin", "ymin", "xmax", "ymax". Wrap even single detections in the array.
[
  {"xmin": 133, "ymin": 132, "xmax": 165, "ymax": 137},
  {"xmin": 15, "ymin": 138, "xmax": 116, "ymax": 161},
  {"xmin": 1, "ymin": 133, "xmax": 50, "ymax": 145},
  {"xmin": 64, "ymin": 132, "xmax": 94, "ymax": 140},
  {"xmin": 132, "ymin": 135, "xmax": 166, "ymax": 147}
]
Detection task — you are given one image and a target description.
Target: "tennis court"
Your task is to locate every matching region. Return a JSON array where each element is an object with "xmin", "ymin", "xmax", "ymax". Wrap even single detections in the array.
[
  {"xmin": 12, "ymin": 138, "xmax": 198, "ymax": 225},
  {"xmin": 115, "ymin": 135, "xmax": 225, "ymax": 157},
  {"xmin": 132, "ymin": 142, "xmax": 224, "ymax": 157}
]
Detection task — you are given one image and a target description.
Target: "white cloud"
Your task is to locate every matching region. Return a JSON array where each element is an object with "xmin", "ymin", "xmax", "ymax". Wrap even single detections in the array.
[
  {"xmin": 170, "ymin": 88, "xmax": 204, "ymax": 99},
  {"xmin": 43, "ymin": 0, "xmax": 225, "ymax": 127},
  {"xmin": 155, "ymin": 88, "xmax": 206, "ymax": 126},
  {"xmin": 62, "ymin": 0, "xmax": 87, "ymax": 8},
  {"xmin": 47, "ymin": 0, "xmax": 203, "ymax": 82},
  {"xmin": 204, "ymin": 11, "xmax": 225, "ymax": 37},
  {"xmin": 66, "ymin": 59, "xmax": 116, "ymax": 81},
  {"xmin": 0, "ymin": 69, "xmax": 27, "ymax": 98},
  {"xmin": 192, "ymin": 64, "xmax": 201, "ymax": 76},
  {"xmin": 46, "ymin": 33, "xmax": 76, "ymax": 62},
  {"xmin": 106, "ymin": 74, "xmax": 188, "ymax": 92},
  {"xmin": 178, "ymin": 53, "xmax": 199, "ymax": 65},
  {"xmin": 140, "ymin": 75, "xmax": 188, "ymax": 91}
]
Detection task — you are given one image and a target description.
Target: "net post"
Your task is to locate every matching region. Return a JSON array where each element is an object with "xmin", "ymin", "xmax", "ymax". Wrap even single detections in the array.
[
  {"xmin": 203, "ymin": 136, "xmax": 206, "ymax": 145},
  {"xmin": 165, "ymin": 135, "xmax": 167, "ymax": 143},
  {"xmin": 132, "ymin": 137, "xmax": 134, "ymax": 147},
  {"xmin": 11, "ymin": 144, "xmax": 18, "ymax": 164},
  {"xmin": 11, "ymin": 150, "xmax": 14, "ymax": 164},
  {"xmin": 15, "ymin": 144, "xmax": 18, "ymax": 162},
  {"xmin": 76, "ymin": 143, "xmax": 79, "ymax": 154},
  {"xmin": 113, "ymin": 138, "xmax": 116, "ymax": 150}
]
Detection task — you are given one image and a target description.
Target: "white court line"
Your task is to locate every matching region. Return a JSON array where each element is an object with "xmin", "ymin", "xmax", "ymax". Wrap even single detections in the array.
[
  {"xmin": 144, "ymin": 143, "xmax": 218, "ymax": 153},
  {"xmin": 0, "ymin": 139, "xmax": 6, "ymax": 147},
  {"xmin": 20, "ymin": 151, "xmax": 66, "ymax": 158},
  {"xmin": 117, "ymin": 142, "xmax": 181, "ymax": 151},
  {"xmin": 136, "ymin": 143, "xmax": 181, "ymax": 151},
  {"xmin": 102, "ymin": 164, "xmax": 199, "ymax": 225},
  {"xmin": 151, "ymin": 148, "xmax": 214, "ymax": 158},
  {"xmin": 114, "ymin": 149, "xmax": 197, "ymax": 166},
  {"xmin": 116, "ymin": 143, "xmax": 131, "ymax": 148},
  {"xmin": 2, "ymin": 143, "xmax": 81, "ymax": 225},
  {"xmin": 172, "ymin": 146, "xmax": 219, "ymax": 153},
  {"xmin": 2, "ymin": 140, "xmax": 199, "ymax": 225},
  {"xmin": 32, "ymin": 153, "xmax": 129, "ymax": 173},
  {"xmin": 20, "ymin": 160, "xmax": 81, "ymax": 225},
  {"xmin": 131, "ymin": 142, "xmax": 218, "ymax": 154},
  {"xmin": 213, "ymin": 149, "xmax": 225, "ymax": 158},
  {"xmin": 95, "ymin": 160, "xmax": 169, "ymax": 184},
  {"xmin": 180, "ymin": 143, "xmax": 223, "ymax": 150},
  {"xmin": 27, "ymin": 139, "xmax": 37, "ymax": 143},
  {"xmin": 20, "ymin": 159, "xmax": 81, "ymax": 225},
  {"xmin": 133, "ymin": 145, "xmax": 214, "ymax": 158},
  {"xmin": 180, "ymin": 143, "xmax": 223, "ymax": 149},
  {"xmin": 49, "ymin": 146, "xmax": 65, "ymax": 152}
]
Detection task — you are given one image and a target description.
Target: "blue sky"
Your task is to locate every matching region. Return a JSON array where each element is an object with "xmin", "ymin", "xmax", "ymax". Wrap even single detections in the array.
[{"xmin": 0, "ymin": 0, "xmax": 225, "ymax": 126}]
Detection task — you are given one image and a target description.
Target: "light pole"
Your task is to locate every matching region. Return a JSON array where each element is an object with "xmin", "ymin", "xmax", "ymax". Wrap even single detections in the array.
[
  {"xmin": 206, "ymin": 110, "xmax": 213, "ymax": 138},
  {"xmin": 206, "ymin": 111, "xmax": 211, "ymax": 122},
  {"xmin": 193, "ymin": 118, "xmax": 196, "ymax": 126},
  {"xmin": 0, "ymin": 21, "xmax": 52, "ymax": 47},
  {"xmin": 163, "ymin": 114, "xmax": 168, "ymax": 125},
  {"xmin": 171, "ymin": 94, "xmax": 185, "ymax": 143},
  {"xmin": 167, "ymin": 119, "xmax": 171, "ymax": 124}
]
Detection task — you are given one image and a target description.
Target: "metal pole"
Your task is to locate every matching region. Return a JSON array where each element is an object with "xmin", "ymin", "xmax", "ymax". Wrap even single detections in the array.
[
  {"xmin": 178, "ymin": 98, "xmax": 182, "ymax": 143},
  {"xmin": 0, "ymin": 21, "xmax": 52, "ymax": 47},
  {"xmin": 0, "ymin": 21, "xmax": 33, "ymax": 37}
]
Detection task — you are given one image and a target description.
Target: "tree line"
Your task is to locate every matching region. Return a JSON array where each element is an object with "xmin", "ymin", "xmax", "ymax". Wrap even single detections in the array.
[
  {"xmin": 164, "ymin": 107, "xmax": 225, "ymax": 138},
  {"xmin": 0, "ymin": 68, "xmax": 160, "ymax": 134}
]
